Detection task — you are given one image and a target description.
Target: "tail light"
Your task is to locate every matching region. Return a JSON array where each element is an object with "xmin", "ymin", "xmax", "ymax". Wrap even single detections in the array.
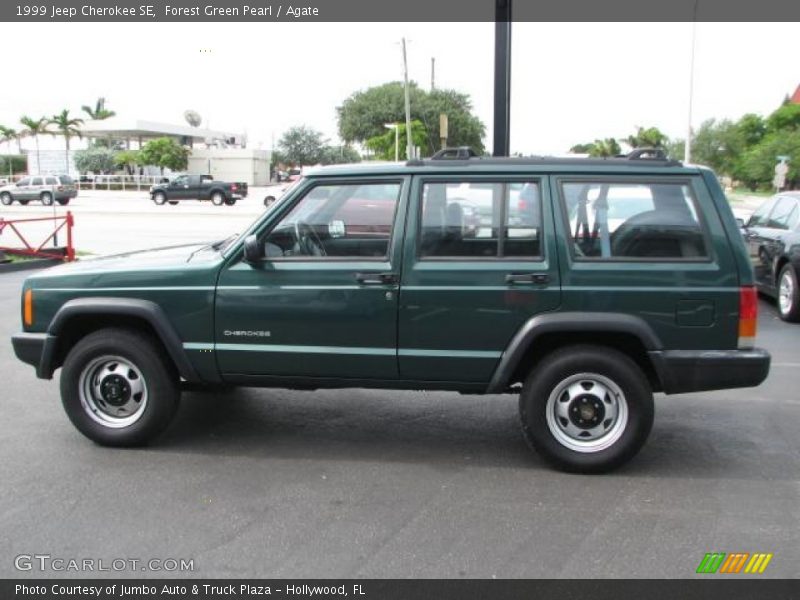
[
  {"xmin": 231, "ymin": 184, "xmax": 238, "ymax": 191},
  {"xmin": 57, "ymin": 186, "xmax": 64, "ymax": 192},
  {"xmin": 738, "ymin": 286, "xmax": 758, "ymax": 349}
]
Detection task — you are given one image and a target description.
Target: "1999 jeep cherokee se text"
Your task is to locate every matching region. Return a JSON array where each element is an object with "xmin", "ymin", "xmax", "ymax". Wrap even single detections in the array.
[{"xmin": 11, "ymin": 150, "xmax": 771, "ymax": 472}]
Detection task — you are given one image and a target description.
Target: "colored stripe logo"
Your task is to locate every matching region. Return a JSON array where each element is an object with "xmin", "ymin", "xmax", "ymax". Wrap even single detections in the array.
[{"xmin": 696, "ymin": 552, "xmax": 773, "ymax": 574}]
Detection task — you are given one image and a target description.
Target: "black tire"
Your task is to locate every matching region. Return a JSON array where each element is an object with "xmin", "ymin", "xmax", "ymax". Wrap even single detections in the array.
[
  {"xmin": 60, "ymin": 328, "xmax": 180, "ymax": 447},
  {"xmin": 56, "ymin": 198, "xmax": 70, "ymax": 206},
  {"xmin": 224, "ymin": 198, "xmax": 236, "ymax": 206},
  {"xmin": 0, "ymin": 192, "xmax": 12, "ymax": 205},
  {"xmin": 211, "ymin": 191, "xmax": 225, "ymax": 206},
  {"xmin": 777, "ymin": 263, "xmax": 800, "ymax": 322},
  {"xmin": 40, "ymin": 192, "xmax": 54, "ymax": 206},
  {"xmin": 168, "ymin": 200, "xmax": 179, "ymax": 205},
  {"xmin": 264, "ymin": 195, "xmax": 276, "ymax": 208},
  {"xmin": 519, "ymin": 345, "xmax": 654, "ymax": 473},
  {"xmin": 18, "ymin": 200, "xmax": 29, "ymax": 206},
  {"xmin": 152, "ymin": 192, "xmax": 167, "ymax": 205}
]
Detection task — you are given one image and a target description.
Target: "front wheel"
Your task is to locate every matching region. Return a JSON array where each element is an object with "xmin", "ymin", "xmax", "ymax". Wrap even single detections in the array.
[
  {"xmin": 211, "ymin": 191, "xmax": 225, "ymax": 206},
  {"xmin": 40, "ymin": 192, "xmax": 54, "ymax": 206},
  {"xmin": 60, "ymin": 328, "xmax": 180, "ymax": 446},
  {"xmin": 519, "ymin": 345, "xmax": 654, "ymax": 473},
  {"xmin": 264, "ymin": 195, "xmax": 276, "ymax": 208},
  {"xmin": 777, "ymin": 263, "xmax": 800, "ymax": 322},
  {"xmin": 152, "ymin": 192, "xmax": 167, "ymax": 205}
]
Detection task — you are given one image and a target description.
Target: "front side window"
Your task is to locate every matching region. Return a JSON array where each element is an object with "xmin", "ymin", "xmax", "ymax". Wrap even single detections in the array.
[
  {"xmin": 419, "ymin": 181, "xmax": 541, "ymax": 258},
  {"xmin": 172, "ymin": 175, "xmax": 188, "ymax": 186},
  {"xmin": 17, "ymin": 178, "xmax": 30, "ymax": 186},
  {"xmin": 748, "ymin": 198, "xmax": 776, "ymax": 227},
  {"xmin": 261, "ymin": 181, "xmax": 401, "ymax": 259},
  {"xmin": 560, "ymin": 181, "xmax": 708, "ymax": 260}
]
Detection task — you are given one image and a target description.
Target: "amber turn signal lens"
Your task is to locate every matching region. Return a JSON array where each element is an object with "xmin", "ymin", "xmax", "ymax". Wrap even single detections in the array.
[{"xmin": 23, "ymin": 289, "xmax": 33, "ymax": 326}]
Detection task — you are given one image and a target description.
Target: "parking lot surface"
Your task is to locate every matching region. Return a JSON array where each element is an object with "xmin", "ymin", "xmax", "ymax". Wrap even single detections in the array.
[{"xmin": 0, "ymin": 264, "xmax": 798, "ymax": 578}]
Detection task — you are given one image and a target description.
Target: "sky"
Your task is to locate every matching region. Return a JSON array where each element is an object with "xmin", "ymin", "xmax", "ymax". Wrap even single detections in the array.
[{"xmin": 1, "ymin": 21, "xmax": 797, "ymax": 155}]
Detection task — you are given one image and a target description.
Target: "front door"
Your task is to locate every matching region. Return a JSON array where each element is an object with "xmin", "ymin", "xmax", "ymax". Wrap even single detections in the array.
[
  {"xmin": 398, "ymin": 175, "xmax": 561, "ymax": 383},
  {"xmin": 168, "ymin": 175, "xmax": 192, "ymax": 200},
  {"xmin": 215, "ymin": 177, "xmax": 409, "ymax": 381}
]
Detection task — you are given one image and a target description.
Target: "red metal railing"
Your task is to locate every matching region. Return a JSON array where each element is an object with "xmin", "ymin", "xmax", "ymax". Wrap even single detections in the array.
[{"xmin": 0, "ymin": 212, "xmax": 75, "ymax": 261}]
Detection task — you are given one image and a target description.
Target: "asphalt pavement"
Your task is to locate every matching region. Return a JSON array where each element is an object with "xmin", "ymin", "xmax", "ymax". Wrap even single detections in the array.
[{"xmin": 0, "ymin": 266, "xmax": 798, "ymax": 579}]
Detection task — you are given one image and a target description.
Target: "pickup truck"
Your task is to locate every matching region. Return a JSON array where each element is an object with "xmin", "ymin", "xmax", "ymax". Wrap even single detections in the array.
[{"xmin": 150, "ymin": 174, "xmax": 248, "ymax": 206}]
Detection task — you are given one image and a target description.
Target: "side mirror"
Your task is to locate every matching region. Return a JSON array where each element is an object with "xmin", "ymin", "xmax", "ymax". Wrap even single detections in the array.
[{"xmin": 242, "ymin": 234, "xmax": 264, "ymax": 263}]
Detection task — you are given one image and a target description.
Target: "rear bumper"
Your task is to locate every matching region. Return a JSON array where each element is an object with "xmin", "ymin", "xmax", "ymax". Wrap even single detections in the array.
[
  {"xmin": 12, "ymin": 332, "xmax": 46, "ymax": 370},
  {"xmin": 649, "ymin": 348, "xmax": 771, "ymax": 394}
]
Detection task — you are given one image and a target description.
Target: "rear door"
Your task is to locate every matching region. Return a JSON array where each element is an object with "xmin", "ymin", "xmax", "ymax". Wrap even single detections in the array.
[
  {"xmin": 215, "ymin": 176, "xmax": 409, "ymax": 381},
  {"xmin": 398, "ymin": 174, "xmax": 561, "ymax": 383},
  {"xmin": 30, "ymin": 176, "xmax": 44, "ymax": 201}
]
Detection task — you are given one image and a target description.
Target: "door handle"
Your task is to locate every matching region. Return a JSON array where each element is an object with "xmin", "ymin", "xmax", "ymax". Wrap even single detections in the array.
[
  {"xmin": 505, "ymin": 272, "xmax": 549, "ymax": 285},
  {"xmin": 355, "ymin": 272, "xmax": 398, "ymax": 285}
]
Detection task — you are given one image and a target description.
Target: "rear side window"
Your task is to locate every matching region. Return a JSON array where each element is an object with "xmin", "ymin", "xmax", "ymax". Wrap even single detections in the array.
[
  {"xmin": 560, "ymin": 181, "xmax": 709, "ymax": 260},
  {"xmin": 45, "ymin": 177, "xmax": 58, "ymax": 185},
  {"xmin": 419, "ymin": 181, "xmax": 541, "ymax": 258},
  {"xmin": 31, "ymin": 177, "xmax": 43, "ymax": 185}
]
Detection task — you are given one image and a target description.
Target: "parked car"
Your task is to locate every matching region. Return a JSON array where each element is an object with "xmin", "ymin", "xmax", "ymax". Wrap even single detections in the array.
[
  {"xmin": 149, "ymin": 174, "xmax": 248, "ymax": 206},
  {"xmin": 12, "ymin": 149, "xmax": 770, "ymax": 473},
  {"xmin": 0, "ymin": 175, "xmax": 78, "ymax": 206},
  {"xmin": 741, "ymin": 191, "xmax": 800, "ymax": 321}
]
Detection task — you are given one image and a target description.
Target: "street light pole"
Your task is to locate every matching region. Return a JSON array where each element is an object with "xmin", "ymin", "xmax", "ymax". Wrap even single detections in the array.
[
  {"xmin": 685, "ymin": 2, "xmax": 699, "ymax": 163},
  {"xmin": 402, "ymin": 37, "xmax": 413, "ymax": 160}
]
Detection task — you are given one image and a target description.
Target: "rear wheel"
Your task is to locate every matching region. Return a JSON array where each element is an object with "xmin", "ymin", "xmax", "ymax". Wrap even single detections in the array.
[
  {"xmin": 40, "ymin": 192, "xmax": 54, "ymax": 206},
  {"xmin": 56, "ymin": 198, "xmax": 70, "ymax": 206},
  {"xmin": 19, "ymin": 200, "xmax": 29, "ymax": 206},
  {"xmin": 168, "ymin": 200, "xmax": 179, "ymax": 205},
  {"xmin": 519, "ymin": 345, "xmax": 654, "ymax": 473},
  {"xmin": 211, "ymin": 191, "xmax": 225, "ymax": 206},
  {"xmin": 264, "ymin": 195, "xmax": 276, "ymax": 208},
  {"xmin": 60, "ymin": 328, "xmax": 180, "ymax": 446},
  {"xmin": 152, "ymin": 192, "xmax": 167, "ymax": 205},
  {"xmin": 777, "ymin": 263, "xmax": 800, "ymax": 322},
  {"xmin": 224, "ymin": 198, "xmax": 236, "ymax": 206},
  {"xmin": 0, "ymin": 192, "xmax": 12, "ymax": 205}
]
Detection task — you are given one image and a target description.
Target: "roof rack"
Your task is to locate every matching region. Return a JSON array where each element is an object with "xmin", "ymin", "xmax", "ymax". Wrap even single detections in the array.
[{"xmin": 407, "ymin": 147, "xmax": 682, "ymax": 168}]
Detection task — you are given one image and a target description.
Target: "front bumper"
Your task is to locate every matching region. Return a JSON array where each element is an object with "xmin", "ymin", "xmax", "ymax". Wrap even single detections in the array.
[
  {"xmin": 12, "ymin": 332, "xmax": 46, "ymax": 370},
  {"xmin": 649, "ymin": 348, "xmax": 771, "ymax": 394}
]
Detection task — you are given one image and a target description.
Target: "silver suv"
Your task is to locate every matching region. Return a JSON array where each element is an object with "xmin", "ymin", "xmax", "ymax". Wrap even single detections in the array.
[{"xmin": 0, "ymin": 175, "xmax": 78, "ymax": 206}]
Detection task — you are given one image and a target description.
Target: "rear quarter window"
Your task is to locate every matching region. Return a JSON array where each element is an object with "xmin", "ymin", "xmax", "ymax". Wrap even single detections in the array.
[{"xmin": 559, "ymin": 180, "xmax": 709, "ymax": 261}]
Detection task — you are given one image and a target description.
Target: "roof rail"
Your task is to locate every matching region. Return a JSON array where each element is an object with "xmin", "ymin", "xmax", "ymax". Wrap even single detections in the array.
[{"xmin": 626, "ymin": 148, "xmax": 669, "ymax": 160}]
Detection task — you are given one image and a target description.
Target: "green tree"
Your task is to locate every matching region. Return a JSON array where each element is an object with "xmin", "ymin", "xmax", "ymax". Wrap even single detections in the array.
[
  {"xmin": 568, "ymin": 138, "xmax": 621, "ymax": 157},
  {"xmin": 626, "ymin": 126, "xmax": 668, "ymax": 149},
  {"xmin": 365, "ymin": 120, "xmax": 427, "ymax": 160},
  {"xmin": 115, "ymin": 149, "xmax": 141, "ymax": 175},
  {"xmin": 73, "ymin": 147, "xmax": 117, "ymax": 174},
  {"xmin": 337, "ymin": 81, "xmax": 485, "ymax": 157},
  {"xmin": 277, "ymin": 126, "xmax": 327, "ymax": 166},
  {"xmin": 19, "ymin": 116, "xmax": 51, "ymax": 173},
  {"xmin": 739, "ymin": 131, "xmax": 800, "ymax": 190},
  {"xmin": 766, "ymin": 103, "xmax": 800, "ymax": 133},
  {"xmin": 0, "ymin": 126, "xmax": 22, "ymax": 154},
  {"xmin": 81, "ymin": 97, "xmax": 116, "ymax": 120},
  {"xmin": 50, "ymin": 109, "xmax": 84, "ymax": 173},
  {"xmin": 318, "ymin": 145, "xmax": 361, "ymax": 165},
  {"xmin": 138, "ymin": 137, "xmax": 189, "ymax": 174},
  {"xmin": 736, "ymin": 113, "xmax": 766, "ymax": 147},
  {"xmin": 569, "ymin": 142, "xmax": 595, "ymax": 154}
]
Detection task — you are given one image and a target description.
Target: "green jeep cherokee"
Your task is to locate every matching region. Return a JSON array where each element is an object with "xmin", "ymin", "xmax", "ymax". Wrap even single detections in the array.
[{"xmin": 11, "ymin": 150, "xmax": 771, "ymax": 473}]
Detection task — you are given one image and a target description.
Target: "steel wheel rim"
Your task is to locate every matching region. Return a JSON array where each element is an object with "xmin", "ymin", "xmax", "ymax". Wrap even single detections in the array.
[
  {"xmin": 545, "ymin": 372, "xmax": 629, "ymax": 453},
  {"xmin": 41, "ymin": 194, "xmax": 52, "ymax": 205},
  {"xmin": 212, "ymin": 193, "xmax": 223, "ymax": 205},
  {"xmin": 78, "ymin": 355, "xmax": 148, "ymax": 428},
  {"xmin": 779, "ymin": 270, "xmax": 794, "ymax": 315}
]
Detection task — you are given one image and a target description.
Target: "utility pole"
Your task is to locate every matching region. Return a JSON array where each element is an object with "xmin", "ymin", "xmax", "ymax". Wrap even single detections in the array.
[
  {"xmin": 685, "ymin": 1, "xmax": 699, "ymax": 163},
  {"xmin": 431, "ymin": 57, "xmax": 435, "ymax": 91},
  {"xmin": 493, "ymin": 0, "xmax": 511, "ymax": 157},
  {"xmin": 402, "ymin": 37, "xmax": 413, "ymax": 160}
]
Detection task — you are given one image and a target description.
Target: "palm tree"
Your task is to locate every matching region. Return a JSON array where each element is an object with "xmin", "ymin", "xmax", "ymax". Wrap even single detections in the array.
[
  {"xmin": 81, "ymin": 97, "xmax": 116, "ymax": 121},
  {"xmin": 50, "ymin": 109, "xmax": 84, "ymax": 173},
  {"xmin": 0, "ymin": 125, "xmax": 22, "ymax": 154},
  {"xmin": 20, "ymin": 116, "xmax": 51, "ymax": 174},
  {"xmin": 589, "ymin": 138, "xmax": 622, "ymax": 158}
]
